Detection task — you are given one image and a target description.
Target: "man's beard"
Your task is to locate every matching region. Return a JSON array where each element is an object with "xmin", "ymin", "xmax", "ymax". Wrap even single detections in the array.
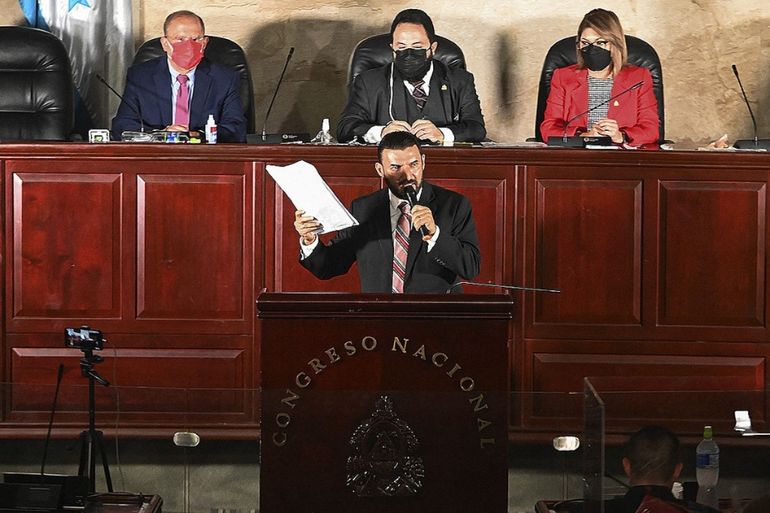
[{"xmin": 385, "ymin": 176, "xmax": 418, "ymax": 200}]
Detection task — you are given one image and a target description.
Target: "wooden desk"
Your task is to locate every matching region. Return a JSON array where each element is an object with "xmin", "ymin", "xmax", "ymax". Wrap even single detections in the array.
[{"xmin": 0, "ymin": 143, "xmax": 767, "ymax": 438}]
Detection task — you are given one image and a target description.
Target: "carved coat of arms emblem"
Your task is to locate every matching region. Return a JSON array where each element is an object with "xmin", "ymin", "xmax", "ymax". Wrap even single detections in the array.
[{"xmin": 346, "ymin": 395, "xmax": 424, "ymax": 497}]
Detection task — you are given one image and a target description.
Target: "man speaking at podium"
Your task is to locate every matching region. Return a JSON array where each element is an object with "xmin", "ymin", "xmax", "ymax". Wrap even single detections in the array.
[
  {"xmin": 294, "ymin": 131, "xmax": 480, "ymax": 293},
  {"xmin": 337, "ymin": 9, "xmax": 486, "ymax": 144},
  {"xmin": 111, "ymin": 10, "xmax": 246, "ymax": 142}
]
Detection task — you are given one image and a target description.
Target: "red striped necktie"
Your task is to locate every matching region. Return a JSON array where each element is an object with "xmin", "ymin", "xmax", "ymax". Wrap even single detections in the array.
[
  {"xmin": 175, "ymin": 74, "xmax": 190, "ymax": 127},
  {"xmin": 392, "ymin": 201, "xmax": 411, "ymax": 293}
]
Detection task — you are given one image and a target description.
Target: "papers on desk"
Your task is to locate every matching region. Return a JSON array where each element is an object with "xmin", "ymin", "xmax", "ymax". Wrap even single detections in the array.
[{"xmin": 266, "ymin": 160, "xmax": 358, "ymax": 234}]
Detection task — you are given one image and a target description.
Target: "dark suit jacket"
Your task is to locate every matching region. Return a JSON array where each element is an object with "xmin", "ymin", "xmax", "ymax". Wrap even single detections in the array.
[
  {"xmin": 111, "ymin": 56, "xmax": 246, "ymax": 142},
  {"xmin": 540, "ymin": 64, "xmax": 659, "ymax": 146},
  {"xmin": 604, "ymin": 485, "xmax": 720, "ymax": 513},
  {"xmin": 337, "ymin": 60, "xmax": 486, "ymax": 143},
  {"xmin": 301, "ymin": 181, "xmax": 481, "ymax": 293}
]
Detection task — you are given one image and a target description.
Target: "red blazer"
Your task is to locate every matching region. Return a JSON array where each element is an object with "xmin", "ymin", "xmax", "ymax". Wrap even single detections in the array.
[{"xmin": 540, "ymin": 64, "xmax": 659, "ymax": 146}]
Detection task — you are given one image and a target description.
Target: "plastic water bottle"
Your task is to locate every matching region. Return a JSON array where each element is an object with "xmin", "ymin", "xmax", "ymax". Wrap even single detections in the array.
[
  {"xmin": 205, "ymin": 114, "xmax": 217, "ymax": 144},
  {"xmin": 696, "ymin": 425, "xmax": 719, "ymax": 509}
]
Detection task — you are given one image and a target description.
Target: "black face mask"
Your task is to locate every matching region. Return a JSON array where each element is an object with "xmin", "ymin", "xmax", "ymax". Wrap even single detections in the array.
[
  {"xmin": 393, "ymin": 48, "xmax": 432, "ymax": 81},
  {"xmin": 580, "ymin": 44, "xmax": 612, "ymax": 72}
]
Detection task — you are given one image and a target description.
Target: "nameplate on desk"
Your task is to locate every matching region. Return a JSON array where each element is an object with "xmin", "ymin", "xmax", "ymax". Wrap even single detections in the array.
[
  {"xmin": 247, "ymin": 133, "xmax": 311, "ymax": 145},
  {"xmin": 547, "ymin": 135, "xmax": 612, "ymax": 148}
]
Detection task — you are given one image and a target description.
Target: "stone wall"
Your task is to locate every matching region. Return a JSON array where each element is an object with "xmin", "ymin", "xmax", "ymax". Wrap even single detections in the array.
[{"xmin": 2, "ymin": 1, "xmax": 770, "ymax": 144}]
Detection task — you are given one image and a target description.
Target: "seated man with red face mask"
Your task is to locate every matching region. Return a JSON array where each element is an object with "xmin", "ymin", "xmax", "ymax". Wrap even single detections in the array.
[{"xmin": 111, "ymin": 10, "xmax": 246, "ymax": 142}]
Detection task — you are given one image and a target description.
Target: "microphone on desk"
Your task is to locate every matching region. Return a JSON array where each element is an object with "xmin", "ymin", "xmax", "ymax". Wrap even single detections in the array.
[
  {"xmin": 248, "ymin": 47, "xmax": 302, "ymax": 144},
  {"xmin": 95, "ymin": 73, "xmax": 146, "ymax": 133},
  {"xmin": 731, "ymin": 64, "xmax": 770, "ymax": 150},
  {"xmin": 403, "ymin": 184, "xmax": 430, "ymax": 238},
  {"xmin": 548, "ymin": 80, "xmax": 643, "ymax": 147},
  {"xmin": 446, "ymin": 281, "xmax": 561, "ymax": 294}
]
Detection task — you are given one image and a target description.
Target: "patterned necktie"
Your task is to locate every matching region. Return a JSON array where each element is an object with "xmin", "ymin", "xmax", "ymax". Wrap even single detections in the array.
[
  {"xmin": 175, "ymin": 75, "xmax": 190, "ymax": 127},
  {"xmin": 392, "ymin": 201, "xmax": 411, "ymax": 293},
  {"xmin": 410, "ymin": 80, "xmax": 427, "ymax": 110}
]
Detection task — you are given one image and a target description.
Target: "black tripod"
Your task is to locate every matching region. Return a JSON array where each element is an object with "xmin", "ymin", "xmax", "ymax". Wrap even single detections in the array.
[{"xmin": 76, "ymin": 347, "xmax": 113, "ymax": 494}]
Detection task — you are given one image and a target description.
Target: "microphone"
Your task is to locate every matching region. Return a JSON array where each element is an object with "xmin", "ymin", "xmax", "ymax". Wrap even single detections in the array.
[
  {"xmin": 40, "ymin": 363, "xmax": 65, "ymax": 482},
  {"xmin": 403, "ymin": 184, "xmax": 430, "ymax": 238},
  {"xmin": 260, "ymin": 47, "xmax": 294, "ymax": 143},
  {"xmin": 95, "ymin": 73, "xmax": 146, "ymax": 133},
  {"xmin": 548, "ymin": 80, "xmax": 644, "ymax": 147},
  {"xmin": 446, "ymin": 281, "xmax": 561, "ymax": 294},
  {"xmin": 731, "ymin": 64, "xmax": 770, "ymax": 150}
]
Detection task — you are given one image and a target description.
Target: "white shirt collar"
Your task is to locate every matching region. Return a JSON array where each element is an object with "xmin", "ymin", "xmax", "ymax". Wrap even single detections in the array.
[
  {"xmin": 167, "ymin": 59, "xmax": 198, "ymax": 83},
  {"xmin": 402, "ymin": 61, "xmax": 434, "ymax": 95}
]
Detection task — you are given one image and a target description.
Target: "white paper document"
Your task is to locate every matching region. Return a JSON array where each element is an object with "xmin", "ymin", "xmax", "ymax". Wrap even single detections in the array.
[{"xmin": 266, "ymin": 160, "xmax": 359, "ymax": 234}]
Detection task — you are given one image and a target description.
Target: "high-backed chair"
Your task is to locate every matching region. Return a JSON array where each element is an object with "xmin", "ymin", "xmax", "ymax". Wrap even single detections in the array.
[
  {"xmin": 133, "ymin": 36, "xmax": 255, "ymax": 133},
  {"xmin": 0, "ymin": 26, "xmax": 73, "ymax": 141},
  {"xmin": 347, "ymin": 33, "xmax": 466, "ymax": 88},
  {"xmin": 534, "ymin": 35, "xmax": 665, "ymax": 142}
]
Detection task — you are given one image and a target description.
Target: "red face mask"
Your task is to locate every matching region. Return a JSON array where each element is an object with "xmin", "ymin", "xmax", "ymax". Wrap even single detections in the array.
[{"xmin": 170, "ymin": 39, "xmax": 204, "ymax": 70}]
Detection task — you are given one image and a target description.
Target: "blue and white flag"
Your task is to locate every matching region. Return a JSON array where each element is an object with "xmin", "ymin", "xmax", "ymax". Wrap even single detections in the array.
[{"xmin": 19, "ymin": 0, "xmax": 133, "ymax": 130}]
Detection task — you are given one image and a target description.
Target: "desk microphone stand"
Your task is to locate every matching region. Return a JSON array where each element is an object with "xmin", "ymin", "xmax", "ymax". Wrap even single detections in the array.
[{"xmin": 77, "ymin": 347, "xmax": 113, "ymax": 494}]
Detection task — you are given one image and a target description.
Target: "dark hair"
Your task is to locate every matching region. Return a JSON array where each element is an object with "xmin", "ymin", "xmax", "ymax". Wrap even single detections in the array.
[
  {"xmin": 378, "ymin": 131, "xmax": 421, "ymax": 162},
  {"xmin": 624, "ymin": 426, "xmax": 680, "ymax": 483},
  {"xmin": 390, "ymin": 9, "xmax": 436, "ymax": 43},
  {"xmin": 163, "ymin": 10, "xmax": 206, "ymax": 35}
]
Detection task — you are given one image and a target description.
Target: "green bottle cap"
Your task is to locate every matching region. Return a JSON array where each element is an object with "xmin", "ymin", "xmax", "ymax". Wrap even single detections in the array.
[{"xmin": 704, "ymin": 425, "xmax": 713, "ymax": 438}]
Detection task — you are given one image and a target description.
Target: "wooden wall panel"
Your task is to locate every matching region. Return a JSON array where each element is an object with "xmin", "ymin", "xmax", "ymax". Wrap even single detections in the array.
[
  {"xmin": 1, "ymin": 145, "xmax": 770, "ymax": 439},
  {"xmin": 658, "ymin": 180, "xmax": 766, "ymax": 327},
  {"xmin": 137, "ymin": 174, "xmax": 246, "ymax": 321},
  {"xmin": 9, "ymin": 346, "xmax": 250, "ymax": 422},
  {"xmin": 533, "ymin": 178, "xmax": 642, "ymax": 326},
  {"xmin": 274, "ymin": 176, "xmax": 380, "ymax": 292},
  {"xmin": 527, "ymin": 349, "xmax": 766, "ymax": 429},
  {"xmin": 10, "ymin": 173, "xmax": 121, "ymax": 319},
  {"xmin": 432, "ymin": 177, "xmax": 509, "ymax": 286}
]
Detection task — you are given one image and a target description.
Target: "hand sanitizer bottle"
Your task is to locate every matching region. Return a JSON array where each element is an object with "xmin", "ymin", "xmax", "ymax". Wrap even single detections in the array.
[
  {"xmin": 311, "ymin": 118, "xmax": 336, "ymax": 144},
  {"xmin": 205, "ymin": 115, "xmax": 217, "ymax": 144}
]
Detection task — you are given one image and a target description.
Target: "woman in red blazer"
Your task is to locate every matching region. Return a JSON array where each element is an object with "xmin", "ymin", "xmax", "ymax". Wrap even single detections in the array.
[{"xmin": 540, "ymin": 9, "xmax": 659, "ymax": 147}]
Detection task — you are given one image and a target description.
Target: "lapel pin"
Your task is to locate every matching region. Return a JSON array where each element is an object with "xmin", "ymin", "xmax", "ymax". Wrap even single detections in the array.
[
  {"xmin": 441, "ymin": 84, "xmax": 448, "ymax": 91},
  {"xmin": 613, "ymin": 100, "xmax": 620, "ymax": 107}
]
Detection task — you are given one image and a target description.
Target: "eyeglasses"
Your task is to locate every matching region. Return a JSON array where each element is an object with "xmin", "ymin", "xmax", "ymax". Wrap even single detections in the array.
[
  {"xmin": 394, "ymin": 45, "xmax": 430, "ymax": 51},
  {"xmin": 169, "ymin": 35, "xmax": 206, "ymax": 43},
  {"xmin": 577, "ymin": 38, "xmax": 610, "ymax": 49}
]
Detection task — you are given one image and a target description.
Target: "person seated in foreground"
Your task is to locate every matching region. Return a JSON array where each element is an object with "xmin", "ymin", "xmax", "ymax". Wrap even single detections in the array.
[
  {"xmin": 604, "ymin": 426, "xmax": 719, "ymax": 513},
  {"xmin": 111, "ymin": 10, "xmax": 246, "ymax": 142},
  {"xmin": 294, "ymin": 131, "xmax": 481, "ymax": 293},
  {"xmin": 540, "ymin": 8, "xmax": 659, "ymax": 147},
  {"xmin": 337, "ymin": 8, "xmax": 486, "ymax": 145}
]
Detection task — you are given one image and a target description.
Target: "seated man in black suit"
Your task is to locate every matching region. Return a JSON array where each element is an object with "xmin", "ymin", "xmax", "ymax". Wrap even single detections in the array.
[
  {"xmin": 605, "ymin": 426, "xmax": 719, "ymax": 513},
  {"xmin": 337, "ymin": 9, "xmax": 486, "ymax": 145},
  {"xmin": 294, "ymin": 131, "xmax": 480, "ymax": 293},
  {"xmin": 111, "ymin": 10, "xmax": 246, "ymax": 142}
]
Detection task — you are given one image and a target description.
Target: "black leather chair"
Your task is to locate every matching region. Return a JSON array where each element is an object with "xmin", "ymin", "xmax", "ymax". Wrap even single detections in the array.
[
  {"xmin": 132, "ymin": 36, "xmax": 255, "ymax": 133},
  {"xmin": 0, "ymin": 26, "xmax": 73, "ymax": 141},
  {"xmin": 347, "ymin": 33, "xmax": 466, "ymax": 88},
  {"xmin": 534, "ymin": 35, "xmax": 665, "ymax": 142}
]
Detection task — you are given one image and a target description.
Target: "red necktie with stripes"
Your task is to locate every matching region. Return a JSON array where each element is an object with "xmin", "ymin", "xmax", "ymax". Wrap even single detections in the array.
[
  {"xmin": 175, "ymin": 74, "xmax": 190, "ymax": 127},
  {"xmin": 392, "ymin": 201, "xmax": 411, "ymax": 293}
]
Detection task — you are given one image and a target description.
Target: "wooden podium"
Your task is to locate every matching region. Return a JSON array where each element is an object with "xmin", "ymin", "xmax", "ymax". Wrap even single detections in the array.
[{"xmin": 258, "ymin": 292, "xmax": 513, "ymax": 513}]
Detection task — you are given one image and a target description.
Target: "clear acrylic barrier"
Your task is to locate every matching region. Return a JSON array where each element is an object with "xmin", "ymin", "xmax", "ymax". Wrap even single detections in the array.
[{"xmin": 0, "ymin": 383, "xmax": 768, "ymax": 512}]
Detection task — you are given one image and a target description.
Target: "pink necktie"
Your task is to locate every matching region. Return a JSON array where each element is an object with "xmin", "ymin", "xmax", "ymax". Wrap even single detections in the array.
[
  {"xmin": 175, "ymin": 75, "xmax": 190, "ymax": 127},
  {"xmin": 392, "ymin": 202, "xmax": 411, "ymax": 293}
]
